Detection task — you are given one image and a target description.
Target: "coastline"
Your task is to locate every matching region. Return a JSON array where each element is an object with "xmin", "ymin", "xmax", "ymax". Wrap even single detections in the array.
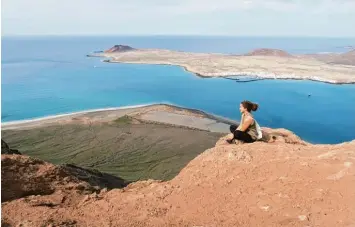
[
  {"xmin": 1, "ymin": 103, "xmax": 237, "ymax": 131},
  {"xmin": 91, "ymin": 48, "xmax": 355, "ymax": 84},
  {"xmin": 1, "ymin": 104, "xmax": 154, "ymax": 126},
  {"xmin": 107, "ymin": 59, "xmax": 355, "ymax": 84}
]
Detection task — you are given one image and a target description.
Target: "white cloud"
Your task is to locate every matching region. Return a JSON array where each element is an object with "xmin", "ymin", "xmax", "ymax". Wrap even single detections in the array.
[{"xmin": 1, "ymin": 0, "xmax": 355, "ymax": 36}]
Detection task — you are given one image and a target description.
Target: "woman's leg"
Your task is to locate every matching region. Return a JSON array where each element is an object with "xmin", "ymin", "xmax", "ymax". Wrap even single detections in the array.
[
  {"xmin": 234, "ymin": 130, "xmax": 255, "ymax": 143},
  {"xmin": 226, "ymin": 125, "xmax": 239, "ymax": 143},
  {"xmin": 230, "ymin": 125, "xmax": 238, "ymax": 133}
]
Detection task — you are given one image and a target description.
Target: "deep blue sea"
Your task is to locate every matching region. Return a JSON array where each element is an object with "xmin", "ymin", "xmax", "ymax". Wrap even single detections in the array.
[{"xmin": 1, "ymin": 36, "xmax": 355, "ymax": 144}]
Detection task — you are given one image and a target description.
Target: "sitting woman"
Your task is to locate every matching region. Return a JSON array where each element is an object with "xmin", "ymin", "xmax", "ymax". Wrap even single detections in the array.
[{"xmin": 227, "ymin": 100, "xmax": 259, "ymax": 144}]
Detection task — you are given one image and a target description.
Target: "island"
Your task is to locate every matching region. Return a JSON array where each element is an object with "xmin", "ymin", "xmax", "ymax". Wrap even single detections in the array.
[{"xmin": 88, "ymin": 45, "xmax": 355, "ymax": 84}]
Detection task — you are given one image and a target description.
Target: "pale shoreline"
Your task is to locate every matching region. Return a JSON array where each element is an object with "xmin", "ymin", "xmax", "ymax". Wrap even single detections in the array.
[
  {"xmin": 1, "ymin": 104, "xmax": 154, "ymax": 126},
  {"xmin": 90, "ymin": 48, "xmax": 355, "ymax": 84},
  {"xmin": 104, "ymin": 60, "xmax": 354, "ymax": 84}
]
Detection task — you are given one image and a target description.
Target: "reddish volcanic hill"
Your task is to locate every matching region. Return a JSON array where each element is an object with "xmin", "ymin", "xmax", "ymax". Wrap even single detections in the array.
[
  {"xmin": 2, "ymin": 130, "xmax": 355, "ymax": 227},
  {"xmin": 343, "ymin": 49, "xmax": 355, "ymax": 56},
  {"xmin": 245, "ymin": 48, "xmax": 293, "ymax": 57},
  {"xmin": 305, "ymin": 49, "xmax": 355, "ymax": 66},
  {"xmin": 340, "ymin": 49, "xmax": 355, "ymax": 64},
  {"xmin": 104, "ymin": 45, "xmax": 135, "ymax": 53}
]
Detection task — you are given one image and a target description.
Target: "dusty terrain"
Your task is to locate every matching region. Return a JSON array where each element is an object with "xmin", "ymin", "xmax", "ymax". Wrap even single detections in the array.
[
  {"xmin": 2, "ymin": 105, "xmax": 229, "ymax": 182},
  {"xmin": 2, "ymin": 119, "xmax": 223, "ymax": 182},
  {"xmin": 92, "ymin": 47, "xmax": 355, "ymax": 84},
  {"xmin": 1, "ymin": 105, "xmax": 229, "ymax": 181},
  {"xmin": 2, "ymin": 129, "xmax": 355, "ymax": 227}
]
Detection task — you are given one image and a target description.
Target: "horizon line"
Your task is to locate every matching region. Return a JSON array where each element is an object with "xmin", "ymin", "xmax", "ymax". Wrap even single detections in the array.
[{"xmin": 2, "ymin": 34, "xmax": 355, "ymax": 39}]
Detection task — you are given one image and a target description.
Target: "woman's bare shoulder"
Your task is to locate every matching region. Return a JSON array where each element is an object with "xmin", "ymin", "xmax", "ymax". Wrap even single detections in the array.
[
  {"xmin": 244, "ymin": 114, "xmax": 255, "ymax": 123},
  {"xmin": 244, "ymin": 114, "xmax": 254, "ymax": 121}
]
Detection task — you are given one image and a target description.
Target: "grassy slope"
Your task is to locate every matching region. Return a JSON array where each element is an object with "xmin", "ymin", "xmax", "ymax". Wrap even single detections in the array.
[{"xmin": 2, "ymin": 117, "xmax": 223, "ymax": 182}]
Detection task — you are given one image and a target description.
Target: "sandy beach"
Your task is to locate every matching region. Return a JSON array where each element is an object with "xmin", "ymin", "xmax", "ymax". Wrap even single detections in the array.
[{"xmin": 91, "ymin": 48, "xmax": 355, "ymax": 84}]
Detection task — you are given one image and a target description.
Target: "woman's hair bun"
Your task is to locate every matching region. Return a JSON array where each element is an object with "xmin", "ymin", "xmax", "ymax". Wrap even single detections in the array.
[{"xmin": 252, "ymin": 103, "xmax": 258, "ymax": 111}]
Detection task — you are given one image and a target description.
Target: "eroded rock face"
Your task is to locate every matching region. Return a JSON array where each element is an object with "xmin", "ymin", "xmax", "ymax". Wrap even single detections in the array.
[
  {"xmin": 1, "ymin": 155, "xmax": 93, "ymax": 202},
  {"xmin": 2, "ymin": 131, "xmax": 355, "ymax": 227},
  {"xmin": 1, "ymin": 155, "xmax": 128, "ymax": 203}
]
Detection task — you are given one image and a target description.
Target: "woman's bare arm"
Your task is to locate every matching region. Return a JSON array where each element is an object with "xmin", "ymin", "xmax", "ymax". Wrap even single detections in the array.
[{"xmin": 239, "ymin": 116, "xmax": 254, "ymax": 132}]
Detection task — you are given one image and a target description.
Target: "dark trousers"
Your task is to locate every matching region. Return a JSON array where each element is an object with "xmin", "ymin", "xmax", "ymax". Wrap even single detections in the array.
[{"xmin": 229, "ymin": 125, "xmax": 255, "ymax": 143}]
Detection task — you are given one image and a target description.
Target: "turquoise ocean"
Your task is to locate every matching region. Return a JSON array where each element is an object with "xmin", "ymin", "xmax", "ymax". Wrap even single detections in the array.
[{"xmin": 2, "ymin": 36, "xmax": 355, "ymax": 144}]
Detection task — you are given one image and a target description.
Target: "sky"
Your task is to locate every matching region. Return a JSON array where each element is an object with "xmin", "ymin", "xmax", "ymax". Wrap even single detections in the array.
[{"xmin": 1, "ymin": 0, "xmax": 355, "ymax": 37}]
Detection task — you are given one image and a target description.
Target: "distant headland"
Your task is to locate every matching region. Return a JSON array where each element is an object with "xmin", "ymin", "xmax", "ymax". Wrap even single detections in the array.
[{"xmin": 88, "ymin": 45, "xmax": 355, "ymax": 84}]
